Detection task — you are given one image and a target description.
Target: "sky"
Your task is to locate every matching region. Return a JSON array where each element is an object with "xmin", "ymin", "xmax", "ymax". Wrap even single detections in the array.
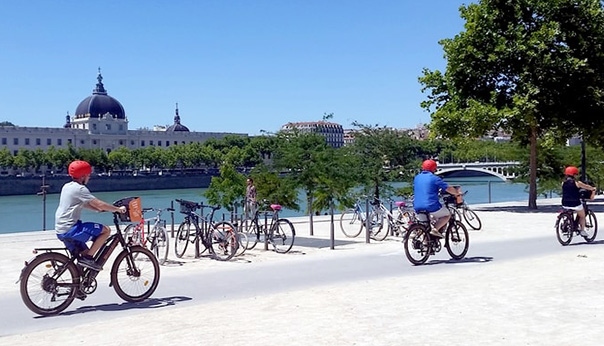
[{"xmin": 0, "ymin": 0, "xmax": 471, "ymax": 136}]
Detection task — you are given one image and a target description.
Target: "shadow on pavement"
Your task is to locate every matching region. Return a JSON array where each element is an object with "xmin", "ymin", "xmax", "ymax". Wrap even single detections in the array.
[
  {"xmin": 294, "ymin": 236, "xmax": 360, "ymax": 249},
  {"xmin": 424, "ymin": 256, "xmax": 494, "ymax": 266},
  {"xmin": 568, "ymin": 239, "xmax": 604, "ymax": 247},
  {"xmin": 51, "ymin": 296, "xmax": 193, "ymax": 317}
]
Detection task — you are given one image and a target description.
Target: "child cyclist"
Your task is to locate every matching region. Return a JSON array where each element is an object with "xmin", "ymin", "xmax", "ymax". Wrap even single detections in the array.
[
  {"xmin": 561, "ymin": 166, "xmax": 596, "ymax": 237},
  {"xmin": 54, "ymin": 160, "xmax": 126, "ymax": 270}
]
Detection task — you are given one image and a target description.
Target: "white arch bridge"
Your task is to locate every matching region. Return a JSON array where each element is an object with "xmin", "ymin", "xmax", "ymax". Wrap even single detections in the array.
[{"xmin": 435, "ymin": 161, "xmax": 520, "ymax": 181}]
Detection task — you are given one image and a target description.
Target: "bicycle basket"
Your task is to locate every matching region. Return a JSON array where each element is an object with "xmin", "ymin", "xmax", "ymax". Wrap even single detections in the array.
[
  {"xmin": 579, "ymin": 189, "xmax": 595, "ymax": 200},
  {"xmin": 178, "ymin": 200, "xmax": 198, "ymax": 214},
  {"xmin": 113, "ymin": 197, "xmax": 142, "ymax": 222}
]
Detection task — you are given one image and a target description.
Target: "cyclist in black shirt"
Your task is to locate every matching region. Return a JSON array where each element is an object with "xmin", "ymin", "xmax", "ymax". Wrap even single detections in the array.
[{"xmin": 561, "ymin": 166, "xmax": 596, "ymax": 237}]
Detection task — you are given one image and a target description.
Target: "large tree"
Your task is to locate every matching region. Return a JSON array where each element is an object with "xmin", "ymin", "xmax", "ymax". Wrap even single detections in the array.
[{"xmin": 420, "ymin": 0, "xmax": 604, "ymax": 208}]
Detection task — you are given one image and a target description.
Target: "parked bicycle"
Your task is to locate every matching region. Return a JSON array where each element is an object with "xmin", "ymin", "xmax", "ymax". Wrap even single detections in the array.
[
  {"xmin": 18, "ymin": 197, "xmax": 160, "ymax": 316},
  {"xmin": 124, "ymin": 207, "xmax": 173, "ymax": 265},
  {"xmin": 447, "ymin": 191, "xmax": 482, "ymax": 230},
  {"xmin": 339, "ymin": 197, "xmax": 382, "ymax": 238},
  {"xmin": 372, "ymin": 198, "xmax": 418, "ymax": 240},
  {"xmin": 241, "ymin": 201, "xmax": 295, "ymax": 253},
  {"xmin": 174, "ymin": 199, "xmax": 238, "ymax": 261},
  {"xmin": 403, "ymin": 193, "xmax": 469, "ymax": 265},
  {"xmin": 555, "ymin": 190, "xmax": 598, "ymax": 246}
]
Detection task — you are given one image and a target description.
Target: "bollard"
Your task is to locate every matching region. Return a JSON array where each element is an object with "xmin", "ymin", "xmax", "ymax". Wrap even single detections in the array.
[
  {"xmin": 264, "ymin": 211, "xmax": 269, "ymax": 251},
  {"xmin": 488, "ymin": 181, "xmax": 492, "ymax": 203},
  {"xmin": 365, "ymin": 198, "xmax": 370, "ymax": 244},
  {"xmin": 170, "ymin": 200, "xmax": 175, "ymax": 237}
]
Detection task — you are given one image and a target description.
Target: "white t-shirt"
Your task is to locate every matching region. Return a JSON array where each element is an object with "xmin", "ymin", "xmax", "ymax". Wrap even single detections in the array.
[{"xmin": 54, "ymin": 181, "xmax": 96, "ymax": 234}]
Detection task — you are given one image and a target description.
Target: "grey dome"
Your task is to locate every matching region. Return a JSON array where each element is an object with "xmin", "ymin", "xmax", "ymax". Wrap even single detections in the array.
[{"xmin": 74, "ymin": 70, "xmax": 125, "ymax": 120}]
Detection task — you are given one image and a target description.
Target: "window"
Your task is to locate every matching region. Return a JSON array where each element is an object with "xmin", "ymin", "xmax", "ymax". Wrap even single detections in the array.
[
  {"xmin": 158, "ymin": 140, "xmax": 162, "ymax": 146},
  {"xmin": 25, "ymin": 138, "xmax": 30, "ymax": 145},
  {"xmin": 141, "ymin": 140, "xmax": 145, "ymax": 147},
  {"xmin": 150, "ymin": 140, "xmax": 154, "ymax": 146},
  {"xmin": 119, "ymin": 125, "xmax": 123, "ymax": 131},
  {"xmin": 36, "ymin": 138, "xmax": 41, "ymax": 145},
  {"xmin": 47, "ymin": 138, "xmax": 51, "ymax": 145},
  {"xmin": 119, "ymin": 140, "xmax": 124, "ymax": 145},
  {"xmin": 57, "ymin": 139, "xmax": 62, "ymax": 145},
  {"xmin": 67, "ymin": 139, "xmax": 72, "ymax": 144},
  {"xmin": 92, "ymin": 124, "xmax": 97, "ymax": 130},
  {"xmin": 106, "ymin": 124, "xmax": 111, "ymax": 131},
  {"xmin": 80, "ymin": 140, "xmax": 84, "ymax": 144},
  {"xmin": 93, "ymin": 140, "xmax": 97, "ymax": 145},
  {"xmin": 13, "ymin": 138, "xmax": 18, "ymax": 145},
  {"xmin": 174, "ymin": 141, "xmax": 177, "ymax": 145},
  {"xmin": 130, "ymin": 140, "xmax": 135, "ymax": 145},
  {"xmin": 1, "ymin": 138, "xmax": 6, "ymax": 145}
]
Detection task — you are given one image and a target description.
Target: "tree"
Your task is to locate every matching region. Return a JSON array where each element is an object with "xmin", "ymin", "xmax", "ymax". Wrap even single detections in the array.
[
  {"xmin": 205, "ymin": 164, "xmax": 246, "ymax": 211},
  {"xmin": 420, "ymin": 0, "xmax": 604, "ymax": 208}
]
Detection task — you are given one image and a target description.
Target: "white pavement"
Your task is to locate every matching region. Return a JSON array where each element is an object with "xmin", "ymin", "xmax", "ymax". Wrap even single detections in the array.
[{"xmin": 1, "ymin": 197, "xmax": 604, "ymax": 345}]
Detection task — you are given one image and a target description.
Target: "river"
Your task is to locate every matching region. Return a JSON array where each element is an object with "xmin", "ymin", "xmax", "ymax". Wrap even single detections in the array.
[{"xmin": 0, "ymin": 177, "xmax": 556, "ymax": 234}]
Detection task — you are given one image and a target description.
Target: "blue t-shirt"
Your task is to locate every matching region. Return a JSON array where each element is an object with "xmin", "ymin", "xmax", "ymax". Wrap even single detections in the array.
[{"xmin": 413, "ymin": 171, "xmax": 449, "ymax": 212}]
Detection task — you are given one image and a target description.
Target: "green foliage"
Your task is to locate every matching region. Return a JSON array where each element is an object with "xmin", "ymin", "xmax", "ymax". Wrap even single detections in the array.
[
  {"xmin": 204, "ymin": 164, "xmax": 246, "ymax": 211},
  {"xmin": 250, "ymin": 164, "xmax": 299, "ymax": 210},
  {"xmin": 0, "ymin": 121, "xmax": 15, "ymax": 126}
]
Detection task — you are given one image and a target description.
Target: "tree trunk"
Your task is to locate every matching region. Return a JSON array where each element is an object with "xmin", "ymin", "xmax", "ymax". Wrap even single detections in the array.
[
  {"xmin": 308, "ymin": 193, "xmax": 314, "ymax": 236},
  {"xmin": 528, "ymin": 124, "xmax": 538, "ymax": 209}
]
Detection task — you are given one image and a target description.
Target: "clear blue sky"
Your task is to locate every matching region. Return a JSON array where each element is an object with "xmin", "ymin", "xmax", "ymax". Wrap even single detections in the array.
[{"xmin": 0, "ymin": 0, "xmax": 470, "ymax": 135}]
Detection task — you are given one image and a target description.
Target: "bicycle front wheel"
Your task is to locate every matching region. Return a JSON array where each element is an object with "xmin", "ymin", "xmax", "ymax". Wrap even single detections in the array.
[
  {"xmin": 242, "ymin": 218, "xmax": 262, "ymax": 250},
  {"xmin": 445, "ymin": 220, "xmax": 469, "ymax": 260},
  {"xmin": 369, "ymin": 211, "xmax": 388, "ymax": 241},
  {"xmin": 462, "ymin": 208, "xmax": 482, "ymax": 230},
  {"xmin": 403, "ymin": 224, "xmax": 431, "ymax": 265},
  {"xmin": 111, "ymin": 246, "xmax": 160, "ymax": 302},
  {"xmin": 270, "ymin": 219, "xmax": 295, "ymax": 253},
  {"xmin": 20, "ymin": 252, "xmax": 79, "ymax": 316},
  {"xmin": 556, "ymin": 213, "xmax": 573, "ymax": 246},
  {"xmin": 584, "ymin": 210, "xmax": 598, "ymax": 243},
  {"xmin": 174, "ymin": 221, "xmax": 191, "ymax": 258},
  {"xmin": 151, "ymin": 225, "xmax": 170, "ymax": 265},
  {"xmin": 339, "ymin": 210, "xmax": 363, "ymax": 238},
  {"xmin": 210, "ymin": 222, "xmax": 238, "ymax": 261},
  {"xmin": 236, "ymin": 231, "xmax": 248, "ymax": 256}
]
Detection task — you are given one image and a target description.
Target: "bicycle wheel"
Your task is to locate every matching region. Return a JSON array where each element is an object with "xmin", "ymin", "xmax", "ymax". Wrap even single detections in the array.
[
  {"xmin": 240, "ymin": 219, "xmax": 264, "ymax": 250},
  {"xmin": 583, "ymin": 210, "xmax": 598, "ymax": 243},
  {"xmin": 111, "ymin": 246, "xmax": 160, "ymax": 302},
  {"xmin": 20, "ymin": 252, "xmax": 79, "ymax": 316},
  {"xmin": 174, "ymin": 221, "xmax": 191, "ymax": 258},
  {"xmin": 236, "ymin": 231, "xmax": 248, "ymax": 256},
  {"xmin": 556, "ymin": 213, "xmax": 573, "ymax": 246},
  {"xmin": 403, "ymin": 224, "xmax": 431, "ymax": 265},
  {"xmin": 462, "ymin": 207, "xmax": 482, "ymax": 230},
  {"xmin": 395, "ymin": 210, "xmax": 414, "ymax": 236},
  {"xmin": 339, "ymin": 209, "xmax": 363, "ymax": 238},
  {"xmin": 210, "ymin": 222, "xmax": 238, "ymax": 261},
  {"xmin": 445, "ymin": 220, "xmax": 469, "ymax": 260},
  {"xmin": 370, "ymin": 212, "xmax": 389, "ymax": 241},
  {"xmin": 270, "ymin": 219, "xmax": 295, "ymax": 253},
  {"xmin": 151, "ymin": 225, "xmax": 170, "ymax": 265},
  {"xmin": 123, "ymin": 224, "xmax": 142, "ymax": 246}
]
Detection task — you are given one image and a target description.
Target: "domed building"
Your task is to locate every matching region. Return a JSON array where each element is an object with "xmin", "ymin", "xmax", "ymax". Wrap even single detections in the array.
[{"xmin": 1, "ymin": 69, "xmax": 246, "ymax": 157}]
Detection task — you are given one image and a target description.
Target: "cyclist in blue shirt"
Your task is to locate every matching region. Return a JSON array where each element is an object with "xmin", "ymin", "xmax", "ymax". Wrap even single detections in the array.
[{"xmin": 413, "ymin": 159, "xmax": 461, "ymax": 238}]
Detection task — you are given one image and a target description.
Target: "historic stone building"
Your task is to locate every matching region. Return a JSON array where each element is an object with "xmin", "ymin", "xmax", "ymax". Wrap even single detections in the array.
[
  {"xmin": 281, "ymin": 121, "xmax": 344, "ymax": 148},
  {"xmin": 1, "ymin": 69, "xmax": 246, "ymax": 155}
]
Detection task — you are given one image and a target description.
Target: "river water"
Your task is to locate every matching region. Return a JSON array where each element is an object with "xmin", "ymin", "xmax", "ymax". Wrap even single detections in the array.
[{"xmin": 0, "ymin": 177, "xmax": 557, "ymax": 234}]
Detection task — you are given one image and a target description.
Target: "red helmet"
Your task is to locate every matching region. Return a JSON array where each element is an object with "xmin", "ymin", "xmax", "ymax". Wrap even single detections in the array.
[
  {"xmin": 68, "ymin": 160, "xmax": 92, "ymax": 179},
  {"xmin": 422, "ymin": 159, "xmax": 438, "ymax": 172},
  {"xmin": 564, "ymin": 166, "xmax": 579, "ymax": 176}
]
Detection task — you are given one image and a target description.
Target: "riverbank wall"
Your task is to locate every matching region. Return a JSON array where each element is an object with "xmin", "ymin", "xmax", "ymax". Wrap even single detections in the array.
[{"xmin": 0, "ymin": 174, "xmax": 214, "ymax": 196}]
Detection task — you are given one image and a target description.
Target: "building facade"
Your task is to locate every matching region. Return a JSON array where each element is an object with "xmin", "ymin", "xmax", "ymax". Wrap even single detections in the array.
[
  {"xmin": 281, "ymin": 121, "xmax": 344, "ymax": 148},
  {"xmin": 1, "ymin": 70, "xmax": 246, "ymax": 156}
]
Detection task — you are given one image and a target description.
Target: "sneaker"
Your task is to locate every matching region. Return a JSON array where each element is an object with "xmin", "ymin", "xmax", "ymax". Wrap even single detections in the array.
[
  {"xmin": 430, "ymin": 228, "xmax": 444, "ymax": 238},
  {"xmin": 78, "ymin": 255, "xmax": 102, "ymax": 271},
  {"xmin": 580, "ymin": 230, "xmax": 589, "ymax": 237}
]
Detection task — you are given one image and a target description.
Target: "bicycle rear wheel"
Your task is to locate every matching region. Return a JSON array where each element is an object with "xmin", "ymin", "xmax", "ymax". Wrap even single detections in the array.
[
  {"xmin": 150, "ymin": 225, "xmax": 170, "ymax": 265},
  {"xmin": 403, "ymin": 224, "xmax": 431, "ymax": 265},
  {"xmin": 236, "ymin": 231, "xmax": 248, "ymax": 256},
  {"xmin": 20, "ymin": 252, "xmax": 79, "ymax": 316},
  {"xmin": 445, "ymin": 220, "xmax": 469, "ymax": 260},
  {"xmin": 339, "ymin": 209, "xmax": 363, "ymax": 238},
  {"xmin": 462, "ymin": 207, "xmax": 482, "ymax": 230},
  {"xmin": 370, "ymin": 212, "xmax": 388, "ymax": 241},
  {"xmin": 556, "ymin": 213, "xmax": 573, "ymax": 246},
  {"xmin": 210, "ymin": 222, "xmax": 238, "ymax": 261},
  {"xmin": 270, "ymin": 219, "xmax": 295, "ymax": 253},
  {"xmin": 583, "ymin": 210, "xmax": 598, "ymax": 243},
  {"xmin": 174, "ymin": 221, "xmax": 191, "ymax": 258},
  {"xmin": 242, "ymin": 218, "xmax": 262, "ymax": 250},
  {"xmin": 111, "ymin": 246, "xmax": 160, "ymax": 302}
]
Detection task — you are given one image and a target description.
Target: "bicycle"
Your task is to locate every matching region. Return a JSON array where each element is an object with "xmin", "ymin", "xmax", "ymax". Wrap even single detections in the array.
[
  {"xmin": 18, "ymin": 197, "xmax": 160, "ymax": 316},
  {"xmin": 124, "ymin": 207, "xmax": 173, "ymax": 265},
  {"xmin": 339, "ymin": 197, "xmax": 382, "ymax": 238},
  {"xmin": 173, "ymin": 199, "xmax": 238, "ymax": 261},
  {"xmin": 555, "ymin": 191, "xmax": 598, "ymax": 246},
  {"xmin": 447, "ymin": 191, "xmax": 482, "ymax": 230},
  {"xmin": 403, "ymin": 193, "xmax": 469, "ymax": 265},
  {"xmin": 241, "ymin": 201, "xmax": 296, "ymax": 253},
  {"xmin": 370, "ymin": 198, "xmax": 418, "ymax": 241}
]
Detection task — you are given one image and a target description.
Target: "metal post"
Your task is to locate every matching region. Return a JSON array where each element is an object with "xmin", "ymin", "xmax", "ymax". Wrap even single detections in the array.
[
  {"xmin": 365, "ymin": 198, "xmax": 370, "ymax": 244},
  {"xmin": 309, "ymin": 194, "xmax": 314, "ymax": 236},
  {"xmin": 170, "ymin": 200, "xmax": 175, "ymax": 237},
  {"xmin": 330, "ymin": 199, "xmax": 335, "ymax": 250},
  {"xmin": 581, "ymin": 135, "xmax": 587, "ymax": 182},
  {"xmin": 264, "ymin": 212, "xmax": 269, "ymax": 251},
  {"xmin": 37, "ymin": 174, "xmax": 50, "ymax": 231},
  {"xmin": 488, "ymin": 181, "xmax": 492, "ymax": 204}
]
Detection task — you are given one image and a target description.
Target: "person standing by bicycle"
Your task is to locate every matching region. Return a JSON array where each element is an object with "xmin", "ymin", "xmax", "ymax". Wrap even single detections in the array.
[
  {"xmin": 245, "ymin": 177, "xmax": 257, "ymax": 219},
  {"xmin": 54, "ymin": 160, "xmax": 126, "ymax": 270},
  {"xmin": 561, "ymin": 166, "xmax": 596, "ymax": 237},
  {"xmin": 413, "ymin": 159, "xmax": 462, "ymax": 238}
]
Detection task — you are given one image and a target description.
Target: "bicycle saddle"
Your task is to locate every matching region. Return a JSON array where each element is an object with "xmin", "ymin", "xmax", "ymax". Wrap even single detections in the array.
[
  {"xmin": 395, "ymin": 201, "xmax": 406, "ymax": 207},
  {"xmin": 270, "ymin": 204, "xmax": 282, "ymax": 211}
]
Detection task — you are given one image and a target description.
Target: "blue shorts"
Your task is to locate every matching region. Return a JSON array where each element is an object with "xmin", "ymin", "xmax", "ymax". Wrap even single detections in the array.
[{"xmin": 57, "ymin": 221, "xmax": 104, "ymax": 255}]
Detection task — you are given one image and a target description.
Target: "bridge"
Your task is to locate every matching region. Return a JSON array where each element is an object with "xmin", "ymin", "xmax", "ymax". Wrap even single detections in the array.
[{"xmin": 435, "ymin": 161, "xmax": 520, "ymax": 181}]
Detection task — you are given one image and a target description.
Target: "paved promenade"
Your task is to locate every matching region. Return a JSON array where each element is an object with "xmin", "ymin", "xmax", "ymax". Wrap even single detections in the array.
[{"xmin": 1, "ymin": 197, "xmax": 603, "ymax": 345}]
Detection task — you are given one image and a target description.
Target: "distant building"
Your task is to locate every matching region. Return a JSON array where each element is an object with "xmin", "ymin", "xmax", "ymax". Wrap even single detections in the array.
[
  {"xmin": 281, "ymin": 121, "xmax": 344, "ymax": 148},
  {"xmin": 402, "ymin": 124, "xmax": 430, "ymax": 140},
  {"xmin": 0, "ymin": 69, "xmax": 246, "ymax": 156},
  {"xmin": 343, "ymin": 129, "xmax": 356, "ymax": 146}
]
